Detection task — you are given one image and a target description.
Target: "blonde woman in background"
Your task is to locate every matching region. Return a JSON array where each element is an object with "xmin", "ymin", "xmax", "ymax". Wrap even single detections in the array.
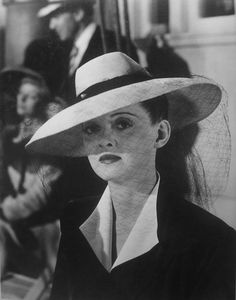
[{"xmin": 0, "ymin": 68, "xmax": 63, "ymax": 277}]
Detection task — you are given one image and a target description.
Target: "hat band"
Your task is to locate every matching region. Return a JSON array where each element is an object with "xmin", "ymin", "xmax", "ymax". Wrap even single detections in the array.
[{"xmin": 77, "ymin": 73, "xmax": 153, "ymax": 101}]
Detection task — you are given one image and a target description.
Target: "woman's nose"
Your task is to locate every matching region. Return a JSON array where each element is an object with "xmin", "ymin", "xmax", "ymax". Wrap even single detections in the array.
[{"xmin": 98, "ymin": 129, "xmax": 117, "ymax": 149}]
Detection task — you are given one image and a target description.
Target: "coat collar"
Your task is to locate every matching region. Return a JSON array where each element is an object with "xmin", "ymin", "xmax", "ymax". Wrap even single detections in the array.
[
  {"xmin": 61, "ymin": 178, "xmax": 227, "ymax": 256},
  {"xmin": 79, "ymin": 183, "xmax": 159, "ymax": 271}
]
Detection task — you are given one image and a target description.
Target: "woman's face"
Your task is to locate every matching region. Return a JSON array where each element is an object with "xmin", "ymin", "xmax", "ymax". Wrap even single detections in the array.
[
  {"xmin": 17, "ymin": 82, "xmax": 41, "ymax": 118},
  {"xmin": 82, "ymin": 103, "xmax": 170, "ymax": 184}
]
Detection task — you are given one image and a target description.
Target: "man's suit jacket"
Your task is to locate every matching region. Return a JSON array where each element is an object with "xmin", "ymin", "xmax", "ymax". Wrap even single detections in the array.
[
  {"xmin": 24, "ymin": 35, "xmax": 71, "ymax": 97},
  {"xmin": 50, "ymin": 181, "xmax": 236, "ymax": 300}
]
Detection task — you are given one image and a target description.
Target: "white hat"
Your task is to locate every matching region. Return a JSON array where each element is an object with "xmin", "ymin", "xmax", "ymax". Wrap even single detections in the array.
[
  {"xmin": 38, "ymin": 0, "xmax": 94, "ymax": 18},
  {"xmin": 26, "ymin": 52, "xmax": 222, "ymax": 157}
]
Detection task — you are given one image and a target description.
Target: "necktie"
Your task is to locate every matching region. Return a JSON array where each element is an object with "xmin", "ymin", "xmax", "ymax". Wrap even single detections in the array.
[{"xmin": 69, "ymin": 45, "xmax": 79, "ymax": 76}]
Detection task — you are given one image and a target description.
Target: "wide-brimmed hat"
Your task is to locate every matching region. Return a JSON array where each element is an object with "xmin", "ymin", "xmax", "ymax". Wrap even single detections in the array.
[
  {"xmin": 0, "ymin": 66, "xmax": 46, "ymax": 93},
  {"xmin": 26, "ymin": 51, "xmax": 222, "ymax": 157},
  {"xmin": 38, "ymin": 0, "xmax": 94, "ymax": 18}
]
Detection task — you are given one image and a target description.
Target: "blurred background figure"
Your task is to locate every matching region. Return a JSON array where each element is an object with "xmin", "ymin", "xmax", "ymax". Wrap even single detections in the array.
[
  {"xmin": 146, "ymin": 25, "xmax": 190, "ymax": 78},
  {"xmin": 136, "ymin": 24, "xmax": 190, "ymax": 78},
  {"xmin": 0, "ymin": 67, "xmax": 66, "ymax": 127},
  {"xmin": 25, "ymin": 0, "xmax": 138, "ymax": 103},
  {"xmin": 0, "ymin": 68, "xmax": 62, "ymax": 278},
  {"xmin": 23, "ymin": 35, "xmax": 71, "ymax": 98}
]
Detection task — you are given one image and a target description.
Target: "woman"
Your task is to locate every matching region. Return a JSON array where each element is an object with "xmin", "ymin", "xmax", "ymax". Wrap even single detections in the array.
[
  {"xmin": 27, "ymin": 52, "xmax": 236, "ymax": 300},
  {"xmin": 0, "ymin": 68, "xmax": 62, "ymax": 276}
]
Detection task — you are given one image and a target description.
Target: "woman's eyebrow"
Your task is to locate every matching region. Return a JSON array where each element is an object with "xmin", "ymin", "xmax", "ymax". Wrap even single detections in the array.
[{"xmin": 110, "ymin": 112, "xmax": 137, "ymax": 117}]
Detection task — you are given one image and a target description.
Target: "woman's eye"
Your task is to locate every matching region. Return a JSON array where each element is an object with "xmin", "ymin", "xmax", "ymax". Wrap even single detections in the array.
[
  {"xmin": 115, "ymin": 118, "xmax": 134, "ymax": 130},
  {"xmin": 82, "ymin": 123, "xmax": 101, "ymax": 135}
]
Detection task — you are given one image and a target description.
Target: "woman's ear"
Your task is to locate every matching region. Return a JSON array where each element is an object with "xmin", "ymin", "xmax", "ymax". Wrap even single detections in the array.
[{"xmin": 154, "ymin": 120, "xmax": 171, "ymax": 149}]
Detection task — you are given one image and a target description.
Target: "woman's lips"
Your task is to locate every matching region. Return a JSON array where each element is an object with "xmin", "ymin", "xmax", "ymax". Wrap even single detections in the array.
[{"xmin": 99, "ymin": 154, "xmax": 121, "ymax": 164}]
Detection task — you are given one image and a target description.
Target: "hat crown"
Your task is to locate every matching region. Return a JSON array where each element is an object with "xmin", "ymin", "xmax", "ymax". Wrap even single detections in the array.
[{"xmin": 75, "ymin": 52, "xmax": 150, "ymax": 96}]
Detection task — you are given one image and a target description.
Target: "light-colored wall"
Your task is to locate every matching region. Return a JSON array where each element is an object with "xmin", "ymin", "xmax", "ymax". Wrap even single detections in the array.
[{"xmin": 4, "ymin": 1, "xmax": 46, "ymax": 66}]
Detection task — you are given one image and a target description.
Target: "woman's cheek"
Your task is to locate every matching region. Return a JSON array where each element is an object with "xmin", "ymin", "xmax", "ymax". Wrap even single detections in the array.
[{"xmin": 83, "ymin": 139, "xmax": 98, "ymax": 155}]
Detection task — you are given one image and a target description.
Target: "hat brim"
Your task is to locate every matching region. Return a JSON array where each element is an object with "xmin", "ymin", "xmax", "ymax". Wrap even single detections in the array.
[
  {"xmin": 38, "ymin": 4, "xmax": 62, "ymax": 18},
  {"xmin": 0, "ymin": 67, "xmax": 44, "ymax": 92},
  {"xmin": 26, "ymin": 76, "xmax": 222, "ymax": 157}
]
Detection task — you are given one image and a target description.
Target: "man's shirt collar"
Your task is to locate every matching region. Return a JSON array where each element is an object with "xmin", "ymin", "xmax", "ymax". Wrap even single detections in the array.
[{"xmin": 74, "ymin": 22, "xmax": 96, "ymax": 56}]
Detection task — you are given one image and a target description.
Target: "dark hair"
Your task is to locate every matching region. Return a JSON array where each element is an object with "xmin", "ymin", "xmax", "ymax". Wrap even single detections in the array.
[
  {"xmin": 157, "ymin": 124, "xmax": 210, "ymax": 208},
  {"xmin": 141, "ymin": 95, "xmax": 210, "ymax": 208},
  {"xmin": 140, "ymin": 95, "xmax": 168, "ymax": 124}
]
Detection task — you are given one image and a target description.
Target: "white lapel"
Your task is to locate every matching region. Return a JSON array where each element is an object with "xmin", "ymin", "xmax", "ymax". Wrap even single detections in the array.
[
  {"xmin": 112, "ymin": 183, "xmax": 159, "ymax": 269},
  {"xmin": 80, "ymin": 181, "xmax": 159, "ymax": 272},
  {"xmin": 70, "ymin": 23, "xmax": 97, "ymax": 74}
]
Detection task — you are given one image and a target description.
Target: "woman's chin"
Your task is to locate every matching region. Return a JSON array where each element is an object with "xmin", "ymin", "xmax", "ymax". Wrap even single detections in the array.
[
  {"xmin": 96, "ymin": 171, "xmax": 121, "ymax": 182},
  {"xmin": 93, "ymin": 166, "xmax": 126, "ymax": 182},
  {"xmin": 89, "ymin": 159, "xmax": 123, "ymax": 180}
]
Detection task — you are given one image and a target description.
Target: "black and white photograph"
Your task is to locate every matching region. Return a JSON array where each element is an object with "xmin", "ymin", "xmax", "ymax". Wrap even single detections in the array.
[{"xmin": 0, "ymin": 0, "xmax": 236, "ymax": 299}]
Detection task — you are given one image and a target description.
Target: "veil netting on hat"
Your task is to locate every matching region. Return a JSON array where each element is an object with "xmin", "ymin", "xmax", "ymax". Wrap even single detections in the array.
[{"xmin": 156, "ymin": 85, "xmax": 231, "ymax": 210}]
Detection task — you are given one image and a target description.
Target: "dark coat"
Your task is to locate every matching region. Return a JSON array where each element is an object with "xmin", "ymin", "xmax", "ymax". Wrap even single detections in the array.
[
  {"xmin": 24, "ymin": 36, "xmax": 71, "ymax": 96},
  {"xmin": 50, "ymin": 181, "xmax": 236, "ymax": 300}
]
